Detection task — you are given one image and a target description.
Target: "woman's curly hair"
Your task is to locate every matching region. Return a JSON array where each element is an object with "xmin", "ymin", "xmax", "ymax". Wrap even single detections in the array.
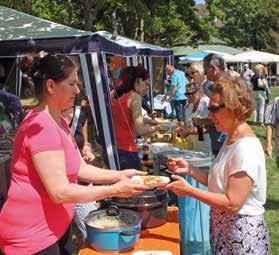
[{"xmin": 210, "ymin": 78, "xmax": 254, "ymax": 121}]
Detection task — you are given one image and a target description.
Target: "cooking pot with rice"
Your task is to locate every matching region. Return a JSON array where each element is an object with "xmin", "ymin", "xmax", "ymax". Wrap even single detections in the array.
[{"xmin": 84, "ymin": 205, "xmax": 141, "ymax": 252}]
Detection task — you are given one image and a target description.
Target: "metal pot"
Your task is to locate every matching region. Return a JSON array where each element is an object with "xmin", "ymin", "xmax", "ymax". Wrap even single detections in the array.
[
  {"xmin": 112, "ymin": 189, "xmax": 169, "ymax": 229},
  {"xmin": 84, "ymin": 205, "xmax": 141, "ymax": 252}
]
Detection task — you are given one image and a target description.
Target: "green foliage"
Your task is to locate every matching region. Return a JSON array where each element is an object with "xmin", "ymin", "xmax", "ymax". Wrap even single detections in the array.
[
  {"xmin": 0, "ymin": 0, "xmax": 213, "ymax": 47},
  {"xmin": 206, "ymin": 0, "xmax": 279, "ymax": 53}
]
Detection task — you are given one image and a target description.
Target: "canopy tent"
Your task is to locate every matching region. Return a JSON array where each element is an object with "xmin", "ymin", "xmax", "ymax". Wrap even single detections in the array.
[
  {"xmin": 0, "ymin": 6, "xmax": 173, "ymax": 170},
  {"xmin": 179, "ymin": 50, "xmax": 235, "ymax": 62},
  {"xmin": 172, "ymin": 44, "xmax": 243, "ymax": 57},
  {"xmin": 226, "ymin": 50, "xmax": 279, "ymax": 63}
]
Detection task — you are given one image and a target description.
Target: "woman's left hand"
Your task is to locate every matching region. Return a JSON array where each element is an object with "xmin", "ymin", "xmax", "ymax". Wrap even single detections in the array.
[
  {"xmin": 166, "ymin": 175, "xmax": 193, "ymax": 196},
  {"xmin": 120, "ymin": 169, "xmax": 147, "ymax": 180}
]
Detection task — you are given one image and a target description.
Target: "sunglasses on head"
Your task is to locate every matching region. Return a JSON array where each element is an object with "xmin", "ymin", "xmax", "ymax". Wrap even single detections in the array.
[{"xmin": 207, "ymin": 104, "xmax": 225, "ymax": 113}]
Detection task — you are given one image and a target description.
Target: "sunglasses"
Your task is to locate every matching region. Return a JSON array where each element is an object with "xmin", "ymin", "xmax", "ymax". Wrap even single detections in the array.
[
  {"xmin": 207, "ymin": 104, "xmax": 225, "ymax": 113},
  {"xmin": 185, "ymin": 90, "xmax": 198, "ymax": 97}
]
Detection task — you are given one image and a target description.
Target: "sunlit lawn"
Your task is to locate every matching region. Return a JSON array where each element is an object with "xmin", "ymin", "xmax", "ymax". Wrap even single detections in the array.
[{"xmin": 254, "ymin": 85, "xmax": 279, "ymax": 255}]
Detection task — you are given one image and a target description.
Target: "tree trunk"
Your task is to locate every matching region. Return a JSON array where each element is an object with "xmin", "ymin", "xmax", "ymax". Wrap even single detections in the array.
[{"xmin": 82, "ymin": 0, "xmax": 93, "ymax": 31}]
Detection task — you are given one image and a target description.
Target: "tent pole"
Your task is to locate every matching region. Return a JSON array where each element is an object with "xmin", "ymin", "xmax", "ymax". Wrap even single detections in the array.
[
  {"xmin": 148, "ymin": 56, "xmax": 154, "ymax": 111},
  {"xmin": 79, "ymin": 53, "xmax": 99, "ymax": 137}
]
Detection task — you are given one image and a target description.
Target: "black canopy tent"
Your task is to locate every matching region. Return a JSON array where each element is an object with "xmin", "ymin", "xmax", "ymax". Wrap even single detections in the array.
[{"xmin": 0, "ymin": 6, "xmax": 173, "ymax": 169}]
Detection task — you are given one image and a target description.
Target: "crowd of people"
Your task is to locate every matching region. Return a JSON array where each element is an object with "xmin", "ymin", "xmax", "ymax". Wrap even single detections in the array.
[{"xmin": 0, "ymin": 51, "xmax": 278, "ymax": 255}]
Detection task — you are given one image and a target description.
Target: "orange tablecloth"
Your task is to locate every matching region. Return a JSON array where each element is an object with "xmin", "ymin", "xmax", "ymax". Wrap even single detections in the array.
[{"xmin": 78, "ymin": 207, "xmax": 180, "ymax": 255}]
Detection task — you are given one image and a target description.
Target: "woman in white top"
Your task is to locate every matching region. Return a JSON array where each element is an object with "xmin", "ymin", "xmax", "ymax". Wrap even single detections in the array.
[
  {"xmin": 167, "ymin": 78, "xmax": 269, "ymax": 254},
  {"xmin": 178, "ymin": 82, "xmax": 211, "ymax": 154}
]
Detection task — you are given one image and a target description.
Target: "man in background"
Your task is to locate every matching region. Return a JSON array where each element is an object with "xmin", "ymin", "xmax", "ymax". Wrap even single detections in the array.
[
  {"xmin": 164, "ymin": 64, "xmax": 188, "ymax": 125},
  {"xmin": 266, "ymin": 97, "xmax": 279, "ymax": 167},
  {"xmin": 203, "ymin": 54, "xmax": 230, "ymax": 156},
  {"xmin": 241, "ymin": 64, "xmax": 254, "ymax": 87}
]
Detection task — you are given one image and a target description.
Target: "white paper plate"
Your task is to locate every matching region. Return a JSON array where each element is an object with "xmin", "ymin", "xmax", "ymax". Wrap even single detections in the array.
[
  {"xmin": 132, "ymin": 251, "xmax": 172, "ymax": 255},
  {"xmin": 131, "ymin": 175, "xmax": 170, "ymax": 188}
]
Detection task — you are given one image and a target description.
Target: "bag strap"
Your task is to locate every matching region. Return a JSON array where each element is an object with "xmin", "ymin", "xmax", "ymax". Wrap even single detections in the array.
[{"xmin": 71, "ymin": 106, "xmax": 81, "ymax": 135}]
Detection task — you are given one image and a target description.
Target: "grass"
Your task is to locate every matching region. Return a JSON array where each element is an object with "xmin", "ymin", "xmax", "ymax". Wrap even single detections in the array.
[{"xmin": 253, "ymin": 85, "xmax": 279, "ymax": 255}]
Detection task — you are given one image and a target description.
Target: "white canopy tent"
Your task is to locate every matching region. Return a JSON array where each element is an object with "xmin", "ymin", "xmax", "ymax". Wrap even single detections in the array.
[{"xmin": 226, "ymin": 50, "xmax": 279, "ymax": 63}]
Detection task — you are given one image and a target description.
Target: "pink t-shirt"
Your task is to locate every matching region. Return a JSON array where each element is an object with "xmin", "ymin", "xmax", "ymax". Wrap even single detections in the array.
[{"xmin": 0, "ymin": 109, "xmax": 81, "ymax": 254}]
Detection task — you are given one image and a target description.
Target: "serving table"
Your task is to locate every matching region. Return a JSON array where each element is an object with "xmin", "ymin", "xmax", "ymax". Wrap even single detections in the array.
[{"xmin": 78, "ymin": 207, "xmax": 180, "ymax": 255}]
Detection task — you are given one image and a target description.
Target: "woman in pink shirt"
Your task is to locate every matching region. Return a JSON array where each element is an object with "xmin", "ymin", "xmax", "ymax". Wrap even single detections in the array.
[{"xmin": 0, "ymin": 54, "xmax": 149, "ymax": 255}]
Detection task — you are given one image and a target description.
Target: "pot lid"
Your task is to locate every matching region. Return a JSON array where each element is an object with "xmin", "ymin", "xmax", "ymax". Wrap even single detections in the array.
[
  {"xmin": 112, "ymin": 189, "xmax": 169, "ymax": 206},
  {"xmin": 84, "ymin": 206, "xmax": 141, "ymax": 231}
]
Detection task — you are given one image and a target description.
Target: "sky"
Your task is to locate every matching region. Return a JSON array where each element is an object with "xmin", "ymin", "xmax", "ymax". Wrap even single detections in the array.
[{"xmin": 195, "ymin": 0, "xmax": 205, "ymax": 4}]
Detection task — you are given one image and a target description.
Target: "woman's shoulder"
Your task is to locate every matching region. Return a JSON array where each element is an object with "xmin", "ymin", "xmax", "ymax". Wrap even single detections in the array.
[
  {"xmin": 229, "ymin": 137, "xmax": 263, "ymax": 154},
  {"xmin": 22, "ymin": 109, "xmax": 53, "ymax": 126}
]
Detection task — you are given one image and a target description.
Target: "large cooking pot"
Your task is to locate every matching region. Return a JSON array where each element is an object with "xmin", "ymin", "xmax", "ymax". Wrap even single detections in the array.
[
  {"xmin": 84, "ymin": 205, "xmax": 141, "ymax": 252},
  {"xmin": 112, "ymin": 189, "xmax": 169, "ymax": 229}
]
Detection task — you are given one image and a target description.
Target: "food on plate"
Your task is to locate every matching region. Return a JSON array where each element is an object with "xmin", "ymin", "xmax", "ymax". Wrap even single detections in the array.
[{"xmin": 131, "ymin": 175, "xmax": 170, "ymax": 187}]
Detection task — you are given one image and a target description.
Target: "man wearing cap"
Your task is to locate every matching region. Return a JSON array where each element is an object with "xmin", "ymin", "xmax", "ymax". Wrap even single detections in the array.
[
  {"xmin": 164, "ymin": 64, "xmax": 188, "ymax": 125},
  {"xmin": 177, "ymin": 82, "xmax": 211, "ymax": 153},
  {"xmin": 241, "ymin": 64, "xmax": 254, "ymax": 87}
]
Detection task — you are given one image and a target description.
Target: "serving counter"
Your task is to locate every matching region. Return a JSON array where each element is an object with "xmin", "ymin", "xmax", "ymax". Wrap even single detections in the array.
[{"xmin": 78, "ymin": 207, "xmax": 180, "ymax": 255}]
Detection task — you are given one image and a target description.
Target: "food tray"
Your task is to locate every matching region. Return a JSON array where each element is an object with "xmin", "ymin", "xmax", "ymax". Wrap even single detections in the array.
[{"xmin": 158, "ymin": 150, "xmax": 213, "ymax": 168}]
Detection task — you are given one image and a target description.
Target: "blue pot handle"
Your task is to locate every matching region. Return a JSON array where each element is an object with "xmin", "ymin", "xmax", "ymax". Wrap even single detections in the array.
[{"xmin": 120, "ymin": 228, "xmax": 140, "ymax": 236}]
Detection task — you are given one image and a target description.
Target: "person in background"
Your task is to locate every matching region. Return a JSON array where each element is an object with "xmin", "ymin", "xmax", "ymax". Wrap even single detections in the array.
[
  {"xmin": 63, "ymin": 104, "xmax": 94, "ymax": 163},
  {"xmin": 0, "ymin": 90, "xmax": 23, "ymax": 132},
  {"xmin": 111, "ymin": 66, "xmax": 166, "ymax": 170},
  {"xmin": 176, "ymin": 82, "xmax": 211, "ymax": 154},
  {"xmin": 226, "ymin": 64, "xmax": 240, "ymax": 79},
  {"xmin": 241, "ymin": 64, "xmax": 254, "ymax": 87},
  {"xmin": 186, "ymin": 62, "xmax": 212, "ymax": 99},
  {"xmin": 0, "ymin": 54, "xmax": 150, "ymax": 255},
  {"xmin": 203, "ymin": 54, "xmax": 230, "ymax": 83},
  {"xmin": 167, "ymin": 78, "xmax": 269, "ymax": 254},
  {"xmin": 203, "ymin": 54, "xmax": 230, "ymax": 156},
  {"xmin": 265, "ymin": 97, "xmax": 279, "ymax": 167},
  {"xmin": 251, "ymin": 64, "xmax": 270, "ymax": 125},
  {"xmin": 164, "ymin": 64, "xmax": 188, "ymax": 125}
]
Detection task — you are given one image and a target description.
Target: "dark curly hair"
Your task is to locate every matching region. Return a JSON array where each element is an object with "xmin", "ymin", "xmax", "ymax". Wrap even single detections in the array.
[{"xmin": 114, "ymin": 66, "xmax": 149, "ymax": 98}]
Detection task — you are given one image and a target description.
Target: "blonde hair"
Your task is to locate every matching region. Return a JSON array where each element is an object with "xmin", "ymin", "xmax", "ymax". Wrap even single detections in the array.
[
  {"xmin": 210, "ymin": 78, "xmax": 254, "ymax": 121},
  {"xmin": 254, "ymin": 64, "xmax": 265, "ymax": 73}
]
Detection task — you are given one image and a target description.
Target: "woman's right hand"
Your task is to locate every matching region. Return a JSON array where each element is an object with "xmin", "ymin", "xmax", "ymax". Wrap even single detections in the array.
[
  {"xmin": 111, "ymin": 179, "xmax": 150, "ymax": 198},
  {"xmin": 167, "ymin": 157, "xmax": 193, "ymax": 176}
]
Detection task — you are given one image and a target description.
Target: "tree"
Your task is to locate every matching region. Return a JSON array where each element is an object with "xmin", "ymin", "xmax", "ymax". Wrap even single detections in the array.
[
  {"xmin": 206, "ymin": 0, "xmax": 279, "ymax": 53},
  {"xmin": 0, "ymin": 0, "xmax": 214, "ymax": 48}
]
